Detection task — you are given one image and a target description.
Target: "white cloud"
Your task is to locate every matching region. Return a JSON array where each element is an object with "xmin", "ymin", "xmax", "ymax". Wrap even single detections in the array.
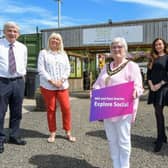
[
  {"xmin": 1, "ymin": 0, "xmax": 168, "ymax": 34},
  {"xmin": 3, "ymin": 5, "xmax": 48, "ymax": 14},
  {"xmin": 0, "ymin": 1, "xmax": 59, "ymax": 33},
  {"xmin": 0, "ymin": 0, "xmax": 84, "ymax": 34},
  {"xmin": 115, "ymin": 0, "xmax": 168, "ymax": 9},
  {"xmin": 0, "ymin": 2, "xmax": 53, "ymax": 19}
]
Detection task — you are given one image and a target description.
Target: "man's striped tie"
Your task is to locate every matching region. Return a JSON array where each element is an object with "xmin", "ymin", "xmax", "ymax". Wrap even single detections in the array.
[{"xmin": 8, "ymin": 43, "xmax": 16, "ymax": 74}]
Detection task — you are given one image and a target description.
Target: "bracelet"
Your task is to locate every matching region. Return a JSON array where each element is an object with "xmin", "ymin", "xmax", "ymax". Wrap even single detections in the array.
[
  {"xmin": 160, "ymin": 80, "xmax": 165, "ymax": 86},
  {"xmin": 61, "ymin": 79, "xmax": 65, "ymax": 83}
]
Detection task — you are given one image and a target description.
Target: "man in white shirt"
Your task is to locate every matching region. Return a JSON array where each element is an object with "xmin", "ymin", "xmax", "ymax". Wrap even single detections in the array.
[{"xmin": 0, "ymin": 21, "xmax": 27, "ymax": 153}]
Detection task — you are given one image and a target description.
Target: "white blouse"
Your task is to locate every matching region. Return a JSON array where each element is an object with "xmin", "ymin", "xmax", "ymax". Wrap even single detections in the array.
[{"xmin": 38, "ymin": 49, "xmax": 71, "ymax": 90}]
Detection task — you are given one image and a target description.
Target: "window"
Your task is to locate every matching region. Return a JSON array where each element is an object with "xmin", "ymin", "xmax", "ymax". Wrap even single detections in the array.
[{"xmin": 69, "ymin": 55, "xmax": 82, "ymax": 78}]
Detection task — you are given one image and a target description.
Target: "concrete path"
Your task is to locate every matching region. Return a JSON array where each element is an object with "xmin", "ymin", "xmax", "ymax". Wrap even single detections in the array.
[{"xmin": 1, "ymin": 94, "xmax": 168, "ymax": 168}]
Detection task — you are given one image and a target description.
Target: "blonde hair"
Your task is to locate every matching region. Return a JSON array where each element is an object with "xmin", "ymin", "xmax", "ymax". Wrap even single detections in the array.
[
  {"xmin": 47, "ymin": 32, "xmax": 65, "ymax": 53},
  {"xmin": 3, "ymin": 21, "xmax": 20, "ymax": 34}
]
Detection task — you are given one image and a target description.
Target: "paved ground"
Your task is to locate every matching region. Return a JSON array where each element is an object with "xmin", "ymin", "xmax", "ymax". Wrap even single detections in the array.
[{"xmin": 1, "ymin": 92, "xmax": 168, "ymax": 168}]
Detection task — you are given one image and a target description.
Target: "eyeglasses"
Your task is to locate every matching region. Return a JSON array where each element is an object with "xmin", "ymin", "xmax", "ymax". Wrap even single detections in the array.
[{"xmin": 111, "ymin": 45, "xmax": 123, "ymax": 50}]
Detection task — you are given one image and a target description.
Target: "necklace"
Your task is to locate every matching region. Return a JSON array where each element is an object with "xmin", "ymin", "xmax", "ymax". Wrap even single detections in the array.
[
  {"xmin": 106, "ymin": 60, "xmax": 129, "ymax": 76},
  {"xmin": 105, "ymin": 60, "xmax": 129, "ymax": 86}
]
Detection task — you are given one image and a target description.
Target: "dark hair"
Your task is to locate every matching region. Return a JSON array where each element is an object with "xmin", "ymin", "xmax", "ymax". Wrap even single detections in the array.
[{"xmin": 147, "ymin": 38, "xmax": 168, "ymax": 69}]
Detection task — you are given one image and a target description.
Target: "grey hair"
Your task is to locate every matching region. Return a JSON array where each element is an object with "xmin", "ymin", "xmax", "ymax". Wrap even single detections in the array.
[
  {"xmin": 3, "ymin": 21, "xmax": 20, "ymax": 33},
  {"xmin": 47, "ymin": 32, "xmax": 64, "ymax": 53},
  {"xmin": 110, "ymin": 37, "xmax": 128, "ymax": 52}
]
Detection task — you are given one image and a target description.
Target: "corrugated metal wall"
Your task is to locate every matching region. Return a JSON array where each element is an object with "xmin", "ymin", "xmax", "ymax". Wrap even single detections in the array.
[
  {"xmin": 143, "ymin": 20, "xmax": 168, "ymax": 43},
  {"xmin": 42, "ymin": 27, "xmax": 82, "ymax": 48},
  {"xmin": 41, "ymin": 18, "xmax": 168, "ymax": 48}
]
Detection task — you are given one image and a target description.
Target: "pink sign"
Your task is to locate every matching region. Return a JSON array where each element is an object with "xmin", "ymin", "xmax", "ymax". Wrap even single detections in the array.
[{"xmin": 90, "ymin": 81, "xmax": 134, "ymax": 122}]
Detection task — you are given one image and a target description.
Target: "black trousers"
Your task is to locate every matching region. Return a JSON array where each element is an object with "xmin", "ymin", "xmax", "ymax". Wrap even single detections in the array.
[
  {"xmin": 0, "ymin": 77, "xmax": 25, "ymax": 142},
  {"xmin": 153, "ymin": 104, "xmax": 166, "ymax": 142}
]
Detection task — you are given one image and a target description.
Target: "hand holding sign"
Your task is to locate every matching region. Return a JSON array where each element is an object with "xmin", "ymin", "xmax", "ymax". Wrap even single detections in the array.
[{"xmin": 90, "ymin": 81, "xmax": 134, "ymax": 121}]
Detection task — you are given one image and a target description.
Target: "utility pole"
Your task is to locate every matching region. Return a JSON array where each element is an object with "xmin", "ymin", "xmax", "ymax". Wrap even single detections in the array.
[{"xmin": 55, "ymin": 0, "xmax": 61, "ymax": 28}]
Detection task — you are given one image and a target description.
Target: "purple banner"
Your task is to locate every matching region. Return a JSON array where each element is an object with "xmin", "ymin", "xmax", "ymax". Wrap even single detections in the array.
[{"xmin": 90, "ymin": 81, "xmax": 134, "ymax": 122}]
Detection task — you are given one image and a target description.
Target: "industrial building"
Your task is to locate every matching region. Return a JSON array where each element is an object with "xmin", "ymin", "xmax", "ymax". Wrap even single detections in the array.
[
  {"xmin": 17, "ymin": 17, "xmax": 168, "ymax": 97},
  {"xmin": 41, "ymin": 17, "xmax": 168, "ymax": 90}
]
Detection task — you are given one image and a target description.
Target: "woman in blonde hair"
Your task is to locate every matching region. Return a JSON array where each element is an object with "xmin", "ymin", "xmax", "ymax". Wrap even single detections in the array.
[
  {"xmin": 38, "ymin": 32, "xmax": 76, "ymax": 143},
  {"xmin": 147, "ymin": 37, "xmax": 168, "ymax": 152}
]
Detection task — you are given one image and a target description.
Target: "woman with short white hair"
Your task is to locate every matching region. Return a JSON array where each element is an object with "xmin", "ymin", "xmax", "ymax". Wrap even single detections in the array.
[{"xmin": 92, "ymin": 37, "xmax": 143, "ymax": 168}]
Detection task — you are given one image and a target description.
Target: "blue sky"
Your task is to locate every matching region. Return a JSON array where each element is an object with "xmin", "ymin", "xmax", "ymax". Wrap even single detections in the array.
[{"xmin": 0, "ymin": 0, "xmax": 168, "ymax": 35}]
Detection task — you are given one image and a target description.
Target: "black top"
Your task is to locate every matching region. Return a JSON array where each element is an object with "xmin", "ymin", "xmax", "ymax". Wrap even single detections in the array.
[{"xmin": 147, "ymin": 54, "xmax": 168, "ymax": 105}]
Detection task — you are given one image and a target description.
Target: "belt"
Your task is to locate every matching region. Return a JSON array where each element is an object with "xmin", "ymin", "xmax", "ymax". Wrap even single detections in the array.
[{"xmin": 0, "ymin": 76, "xmax": 23, "ymax": 81}]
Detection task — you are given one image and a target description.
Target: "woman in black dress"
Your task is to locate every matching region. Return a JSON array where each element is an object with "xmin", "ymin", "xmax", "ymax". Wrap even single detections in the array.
[{"xmin": 147, "ymin": 38, "xmax": 168, "ymax": 152}]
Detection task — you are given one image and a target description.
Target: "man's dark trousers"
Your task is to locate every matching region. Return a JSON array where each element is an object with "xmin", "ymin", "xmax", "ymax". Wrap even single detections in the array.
[{"xmin": 0, "ymin": 77, "xmax": 25, "ymax": 142}]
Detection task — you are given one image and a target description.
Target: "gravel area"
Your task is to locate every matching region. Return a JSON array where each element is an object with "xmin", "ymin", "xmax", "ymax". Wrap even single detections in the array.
[{"xmin": 1, "ymin": 96, "xmax": 168, "ymax": 168}]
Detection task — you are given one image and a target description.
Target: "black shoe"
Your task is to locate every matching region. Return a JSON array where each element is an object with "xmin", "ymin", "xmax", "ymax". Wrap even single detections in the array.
[
  {"xmin": 4, "ymin": 138, "xmax": 8, "ymax": 143},
  {"xmin": 0, "ymin": 142, "xmax": 4, "ymax": 153},
  {"xmin": 8, "ymin": 137, "xmax": 26, "ymax": 145},
  {"xmin": 154, "ymin": 142, "xmax": 163, "ymax": 152},
  {"xmin": 154, "ymin": 137, "xmax": 167, "ymax": 144}
]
